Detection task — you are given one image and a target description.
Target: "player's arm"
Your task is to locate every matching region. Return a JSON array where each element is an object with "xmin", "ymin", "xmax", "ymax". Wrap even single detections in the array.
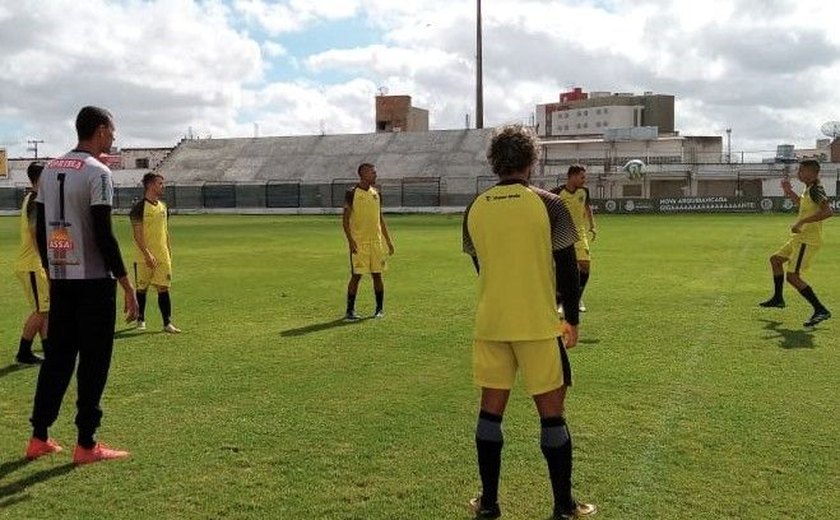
[
  {"xmin": 462, "ymin": 201, "xmax": 478, "ymax": 273},
  {"xmin": 792, "ymin": 198, "xmax": 832, "ymax": 233},
  {"xmin": 342, "ymin": 203, "xmax": 357, "ymax": 253},
  {"xmin": 92, "ymin": 205, "xmax": 138, "ymax": 322},
  {"xmin": 584, "ymin": 188, "xmax": 596, "ymax": 241},
  {"xmin": 781, "ymin": 177, "xmax": 799, "ymax": 206},
  {"xmin": 129, "ymin": 202, "xmax": 156, "ymax": 268},
  {"xmin": 35, "ymin": 202, "xmax": 48, "ymax": 272},
  {"xmin": 132, "ymin": 221, "xmax": 157, "ymax": 269},
  {"xmin": 379, "ymin": 212, "xmax": 394, "ymax": 255}
]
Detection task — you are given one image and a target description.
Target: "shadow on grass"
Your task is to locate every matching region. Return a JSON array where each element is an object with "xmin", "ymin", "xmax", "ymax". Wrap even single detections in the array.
[
  {"xmin": 113, "ymin": 327, "xmax": 164, "ymax": 340},
  {"xmin": 759, "ymin": 319, "xmax": 816, "ymax": 349},
  {"xmin": 0, "ymin": 494, "xmax": 31, "ymax": 509},
  {"xmin": 280, "ymin": 318, "xmax": 369, "ymax": 337},
  {"xmin": 577, "ymin": 338, "xmax": 600, "ymax": 346},
  {"xmin": 0, "ymin": 459, "xmax": 31, "ymax": 481},
  {"xmin": 0, "ymin": 462, "xmax": 75, "ymax": 501},
  {"xmin": 0, "ymin": 364, "xmax": 32, "ymax": 380}
]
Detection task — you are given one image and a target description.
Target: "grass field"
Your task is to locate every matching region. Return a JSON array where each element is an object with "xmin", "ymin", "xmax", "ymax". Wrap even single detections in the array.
[{"xmin": 0, "ymin": 213, "xmax": 838, "ymax": 520}]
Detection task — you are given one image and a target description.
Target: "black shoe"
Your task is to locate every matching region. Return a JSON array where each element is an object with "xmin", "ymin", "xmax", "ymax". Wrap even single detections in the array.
[
  {"xmin": 553, "ymin": 502, "xmax": 598, "ymax": 519},
  {"xmin": 803, "ymin": 309, "xmax": 831, "ymax": 327},
  {"xmin": 16, "ymin": 352, "xmax": 43, "ymax": 365},
  {"xmin": 759, "ymin": 298, "xmax": 785, "ymax": 308},
  {"xmin": 469, "ymin": 495, "xmax": 501, "ymax": 519}
]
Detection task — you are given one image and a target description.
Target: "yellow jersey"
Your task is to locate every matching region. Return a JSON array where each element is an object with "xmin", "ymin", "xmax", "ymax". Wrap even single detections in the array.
[
  {"xmin": 15, "ymin": 191, "xmax": 43, "ymax": 272},
  {"xmin": 129, "ymin": 198, "xmax": 171, "ymax": 264},
  {"xmin": 553, "ymin": 185, "xmax": 590, "ymax": 237},
  {"xmin": 345, "ymin": 186, "xmax": 383, "ymax": 243},
  {"xmin": 463, "ymin": 181, "xmax": 578, "ymax": 341},
  {"xmin": 794, "ymin": 183, "xmax": 827, "ymax": 245}
]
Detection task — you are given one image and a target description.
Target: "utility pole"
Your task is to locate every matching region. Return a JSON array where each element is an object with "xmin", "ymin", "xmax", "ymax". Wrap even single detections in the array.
[
  {"xmin": 475, "ymin": 0, "xmax": 483, "ymax": 129},
  {"xmin": 27, "ymin": 139, "xmax": 44, "ymax": 159}
]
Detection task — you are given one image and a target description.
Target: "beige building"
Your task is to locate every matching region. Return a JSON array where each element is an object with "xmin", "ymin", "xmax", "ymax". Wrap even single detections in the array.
[
  {"xmin": 375, "ymin": 95, "xmax": 429, "ymax": 133},
  {"xmin": 536, "ymin": 87, "xmax": 675, "ymax": 138}
]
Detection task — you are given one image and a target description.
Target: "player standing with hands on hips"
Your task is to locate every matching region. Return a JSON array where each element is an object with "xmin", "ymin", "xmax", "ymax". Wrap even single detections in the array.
[
  {"xmin": 26, "ymin": 106, "xmax": 138, "ymax": 464},
  {"xmin": 759, "ymin": 159, "xmax": 832, "ymax": 327}
]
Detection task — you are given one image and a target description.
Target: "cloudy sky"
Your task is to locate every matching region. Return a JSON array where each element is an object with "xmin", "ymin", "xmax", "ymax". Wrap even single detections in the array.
[{"xmin": 1, "ymin": 0, "xmax": 839, "ymax": 159}]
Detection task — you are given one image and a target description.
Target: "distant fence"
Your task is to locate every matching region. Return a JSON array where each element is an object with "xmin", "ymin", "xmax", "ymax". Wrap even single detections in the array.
[{"xmin": 0, "ymin": 177, "xmax": 835, "ymax": 214}]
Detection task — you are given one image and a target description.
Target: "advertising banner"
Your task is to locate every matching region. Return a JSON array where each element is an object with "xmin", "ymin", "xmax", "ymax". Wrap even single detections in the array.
[{"xmin": 592, "ymin": 196, "xmax": 840, "ymax": 214}]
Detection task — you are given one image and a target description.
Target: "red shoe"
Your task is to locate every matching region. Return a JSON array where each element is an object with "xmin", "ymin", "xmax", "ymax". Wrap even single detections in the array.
[
  {"xmin": 72, "ymin": 442, "xmax": 130, "ymax": 465},
  {"xmin": 25, "ymin": 437, "xmax": 64, "ymax": 460}
]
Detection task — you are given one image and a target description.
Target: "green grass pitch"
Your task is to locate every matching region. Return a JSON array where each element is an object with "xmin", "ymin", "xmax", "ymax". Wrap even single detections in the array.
[{"xmin": 0, "ymin": 213, "xmax": 838, "ymax": 519}]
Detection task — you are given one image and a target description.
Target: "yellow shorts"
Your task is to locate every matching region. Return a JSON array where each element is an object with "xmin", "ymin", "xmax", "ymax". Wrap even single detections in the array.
[
  {"xmin": 351, "ymin": 240, "xmax": 387, "ymax": 275},
  {"xmin": 133, "ymin": 261, "xmax": 172, "ymax": 290},
  {"xmin": 473, "ymin": 337, "xmax": 572, "ymax": 395},
  {"xmin": 17, "ymin": 269, "xmax": 50, "ymax": 312},
  {"xmin": 574, "ymin": 237, "xmax": 591, "ymax": 263},
  {"xmin": 773, "ymin": 240, "xmax": 819, "ymax": 274}
]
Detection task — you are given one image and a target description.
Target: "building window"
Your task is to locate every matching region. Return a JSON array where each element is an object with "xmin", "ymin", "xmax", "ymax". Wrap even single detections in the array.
[
  {"xmin": 595, "ymin": 122, "xmax": 601, "ymax": 128},
  {"xmin": 584, "ymin": 110, "xmax": 588, "ymax": 116},
  {"xmin": 577, "ymin": 111, "xmax": 581, "ymax": 117},
  {"xmin": 596, "ymin": 109, "xmax": 601, "ymax": 115},
  {"xmin": 577, "ymin": 123, "xmax": 581, "ymax": 129},
  {"xmin": 603, "ymin": 121, "xmax": 608, "ymax": 127},
  {"xmin": 604, "ymin": 108, "xmax": 608, "ymax": 114},
  {"xmin": 583, "ymin": 122, "xmax": 588, "ymax": 128},
  {"xmin": 135, "ymin": 158, "xmax": 150, "ymax": 169}
]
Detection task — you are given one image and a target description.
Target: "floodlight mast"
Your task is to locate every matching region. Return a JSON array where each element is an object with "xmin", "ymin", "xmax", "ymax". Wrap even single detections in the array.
[{"xmin": 475, "ymin": 0, "xmax": 483, "ymax": 129}]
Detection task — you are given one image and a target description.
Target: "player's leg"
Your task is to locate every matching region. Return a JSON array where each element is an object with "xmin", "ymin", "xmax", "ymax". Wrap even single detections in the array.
[
  {"xmin": 345, "ymin": 274, "xmax": 363, "ymax": 320},
  {"xmin": 17, "ymin": 312, "xmax": 43, "ymax": 364},
  {"xmin": 28, "ymin": 282, "xmax": 79, "ymax": 455},
  {"xmin": 371, "ymin": 272, "xmax": 384, "ymax": 317},
  {"xmin": 346, "ymin": 241, "xmax": 370, "ymax": 320},
  {"xmin": 470, "ymin": 340, "xmax": 516, "ymax": 519},
  {"xmin": 73, "ymin": 279, "xmax": 128, "ymax": 464},
  {"xmin": 15, "ymin": 271, "xmax": 45, "ymax": 364},
  {"xmin": 135, "ymin": 262, "xmax": 151, "ymax": 329},
  {"xmin": 785, "ymin": 245, "xmax": 831, "ymax": 326},
  {"xmin": 759, "ymin": 244, "xmax": 790, "ymax": 307},
  {"xmin": 521, "ymin": 339, "xmax": 595, "ymax": 519},
  {"xmin": 152, "ymin": 262, "xmax": 179, "ymax": 332},
  {"xmin": 577, "ymin": 258, "xmax": 591, "ymax": 313}
]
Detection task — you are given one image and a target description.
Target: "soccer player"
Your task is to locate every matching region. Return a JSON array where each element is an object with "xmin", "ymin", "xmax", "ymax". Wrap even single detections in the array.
[
  {"xmin": 342, "ymin": 163, "xmax": 394, "ymax": 320},
  {"xmin": 130, "ymin": 172, "xmax": 181, "ymax": 333},
  {"xmin": 27, "ymin": 106, "xmax": 138, "ymax": 464},
  {"xmin": 463, "ymin": 124, "xmax": 596, "ymax": 520},
  {"xmin": 552, "ymin": 165, "xmax": 596, "ymax": 313},
  {"xmin": 759, "ymin": 159, "xmax": 832, "ymax": 327},
  {"xmin": 13, "ymin": 162, "xmax": 49, "ymax": 365}
]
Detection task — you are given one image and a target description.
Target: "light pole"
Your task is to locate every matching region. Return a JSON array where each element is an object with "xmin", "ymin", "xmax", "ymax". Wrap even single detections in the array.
[
  {"xmin": 27, "ymin": 139, "xmax": 44, "ymax": 159},
  {"xmin": 475, "ymin": 0, "xmax": 483, "ymax": 129}
]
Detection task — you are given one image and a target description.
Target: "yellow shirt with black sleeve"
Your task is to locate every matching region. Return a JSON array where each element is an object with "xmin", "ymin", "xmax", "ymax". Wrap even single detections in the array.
[
  {"xmin": 15, "ymin": 190, "xmax": 43, "ymax": 272},
  {"xmin": 129, "ymin": 199, "xmax": 171, "ymax": 266},
  {"xmin": 463, "ymin": 181, "xmax": 578, "ymax": 341},
  {"xmin": 793, "ymin": 182, "xmax": 827, "ymax": 245},
  {"xmin": 553, "ymin": 185, "xmax": 590, "ymax": 237},
  {"xmin": 346, "ymin": 186, "xmax": 383, "ymax": 243}
]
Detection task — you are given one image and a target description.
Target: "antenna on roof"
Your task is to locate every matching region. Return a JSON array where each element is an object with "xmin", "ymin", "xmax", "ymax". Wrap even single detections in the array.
[
  {"xmin": 377, "ymin": 86, "xmax": 389, "ymax": 96},
  {"xmin": 820, "ymin": 120, "xmax": 840, "ymax": 140}
]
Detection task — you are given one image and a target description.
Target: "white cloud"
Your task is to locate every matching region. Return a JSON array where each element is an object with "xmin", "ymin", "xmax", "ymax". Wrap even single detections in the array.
[{"xmin": 1, "ymin": 0, "xmax": 839, "ymax": 158}]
